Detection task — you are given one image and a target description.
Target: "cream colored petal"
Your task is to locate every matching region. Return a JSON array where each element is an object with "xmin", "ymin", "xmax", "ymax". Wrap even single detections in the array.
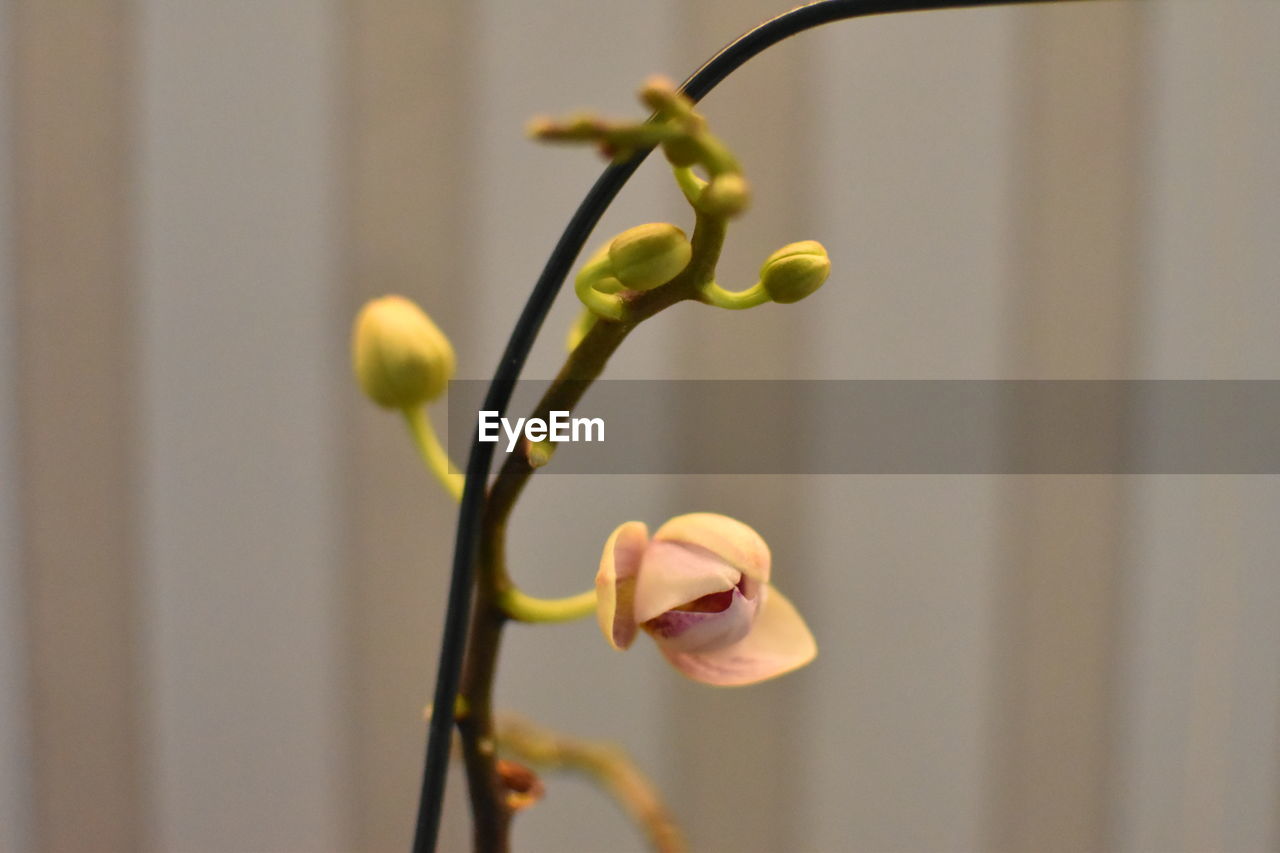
[
  {"xmin": 656, "ymin": 584, "xmax": 816, "ymax": 687},
  {"xmin": 653, "ymin": 512, "xmax": 771, "ymax": 584},
  {"xmin": 595, "ymin": 521, "xmax": 648, "ymax": 650},
  {"xmin": 633, "ymin": 540, "xmax": 740, "ymax": 624}
]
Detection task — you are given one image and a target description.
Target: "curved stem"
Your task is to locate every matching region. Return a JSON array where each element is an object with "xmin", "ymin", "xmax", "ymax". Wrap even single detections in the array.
[
  {"xmin": 497, "ymin": 714, "xmax": 687, "ymax": 853},
  {"xmin": 416, "ymin": 6, "xmax": 1067, "ymax": 850},
  {"xmin": 672, "ymin": 166, "xmax": 706, "ymax": 206},
  {"xmin": 486, "ymin": 211, "xmax": 726, "ymax": 533},
  {"xmin": 575, "ymin": 271, "xmax": 628, "ymax": 321},
  {"xmin": 404, "ymin": 401, "xmax": 595, "ymax": 625},
  {"xmin": 700, "ymin": 280, "xmax": 770, "ymax": 310},
  {"xmin": 498, "ymin": 587, "xmax": 596, "ymax": 623},
  {"xmin": 459, "ymin": 212, "xmax": 727, "ymax": 851},
  {"xmin": 403, "ymin": 406, "xmax": 464, "ymax": 502}
]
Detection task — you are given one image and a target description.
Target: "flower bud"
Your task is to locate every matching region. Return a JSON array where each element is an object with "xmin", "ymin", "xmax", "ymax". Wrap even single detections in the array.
[
  {"xmin": 661, "ymin": 136, "xmax": 702, "ymax": 168},
  {"xmin": 497, "ymin": 759, "xmax": 544, "ymax": 812},
  {"xmin": 699, "ymin": 173, "xmax": 750, "ymax": 218},
  {"xmin": 596, "ymin": 513, "xmax": 816, "ymax": 686},
  {"xmin": 607, "ymin": 223, "xmax": 692, "ymax": 291},
  {"xmin": 759, "ymin": 241, "xmax": 831, "ymax": 304},
  {"xmin": 352, "ymin": 295, "xmax": 455, "ymax": 409}
]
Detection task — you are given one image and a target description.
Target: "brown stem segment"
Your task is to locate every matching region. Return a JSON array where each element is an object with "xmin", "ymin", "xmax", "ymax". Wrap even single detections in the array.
[
  {"xmin": 497, "ymin": 714, "xmax": 688, "ymax": 853},
  {"xmin": 458, "ymin": 211, "xmax": 726, "ymax": 852}
]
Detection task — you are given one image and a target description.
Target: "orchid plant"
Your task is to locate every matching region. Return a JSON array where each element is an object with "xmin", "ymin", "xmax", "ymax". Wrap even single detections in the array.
[
  {"xmin": 354, "ymin": 77, "xmax": 827, "ymax": 851},
  {"xmin": 350, "ymin": 1, "xmax": 1066, "ymax": 850}
]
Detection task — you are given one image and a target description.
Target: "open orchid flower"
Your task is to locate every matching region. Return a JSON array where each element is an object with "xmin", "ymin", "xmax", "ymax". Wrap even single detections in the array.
[{"xmin": 595, "ymin": 512, "xmax": 816, "ymax": 686}]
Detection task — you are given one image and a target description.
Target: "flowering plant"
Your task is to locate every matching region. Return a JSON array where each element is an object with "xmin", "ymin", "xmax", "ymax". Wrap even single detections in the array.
[
  {"xmin": 350, "ymin": 1, "xmax": 1064, "ymax": 850},
  {"xmin": 353, "ymin": 76, "xmax": 827, "ymax": 851}
]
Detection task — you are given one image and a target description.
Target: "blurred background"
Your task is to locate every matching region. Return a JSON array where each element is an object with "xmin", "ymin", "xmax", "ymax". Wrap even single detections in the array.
[{"xmin": 2, "ymin": 1, "xmax": 1278, "ymax": 851}]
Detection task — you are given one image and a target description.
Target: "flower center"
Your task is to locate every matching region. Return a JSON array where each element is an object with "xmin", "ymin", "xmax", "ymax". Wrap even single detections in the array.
[{"xmin": 672, "ymin": 589, "xmax": 734, "ymax": 613}]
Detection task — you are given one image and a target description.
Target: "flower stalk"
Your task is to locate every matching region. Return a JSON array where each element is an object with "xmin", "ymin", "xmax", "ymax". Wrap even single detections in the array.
[
  {"xmin": 388, "ymin": 75, "xmax": 830, "ymax": 852},
  {"xmin": 496, "ymin": 587, "xmax": 596, "ymax": 624},
  {"xmin": 407, "ymin": 4, "xmax": 1081, "ymax": 850},
  {"xmin": 460, "ymin": 285, "xmax": 691, "ymax": 852},
  {"xmin": 459, "ymin": 136, "xmax": 741, "ymax": 850},
  {"xmin": 496, "ymin": 714, "xmax": 687, "ymax": 853},
  {"xmin": 403, "ymin": 407, "xmax": 464, "ymax": 502}
]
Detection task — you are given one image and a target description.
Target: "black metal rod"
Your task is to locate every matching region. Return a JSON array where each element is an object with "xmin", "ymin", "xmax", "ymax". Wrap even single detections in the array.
[{"xmin": 412, "ymin": 1, "xmax": 1063, "ymax": 850}]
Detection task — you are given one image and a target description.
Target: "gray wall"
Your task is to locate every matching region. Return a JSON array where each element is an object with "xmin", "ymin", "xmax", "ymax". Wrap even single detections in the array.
[
  {"xmin": 0, "ymin": 4, "xmax": 31, "ymax": 850},
  {"xmin": 2, "ymin": 1, "xmax": 1278, "ymax": 852}
]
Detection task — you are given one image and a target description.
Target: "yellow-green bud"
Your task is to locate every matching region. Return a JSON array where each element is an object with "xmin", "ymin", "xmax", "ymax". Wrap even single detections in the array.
[
  {"xmin": 699, "ymin": 173, "xmax": 750, "ymax": 218},
  {"xmin": 607, "ymin": 223, "xmax": 692, "ymax": 291},
  {"xmin": 352, "ymin": 295, "xmax": 455, "ymax": 409},
  {"xmin": 759, "ymin": 241, "xmax": 831, "ymax": 304},
  {"xmin": 662, "ymin": 136, "xmax": 701, "ymax": 168}
]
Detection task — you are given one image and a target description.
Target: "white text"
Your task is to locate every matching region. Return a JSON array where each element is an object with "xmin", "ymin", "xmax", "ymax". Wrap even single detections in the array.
[{"xmin": 477, "ymin": 410, "xmax": 604, "ymax": 452}]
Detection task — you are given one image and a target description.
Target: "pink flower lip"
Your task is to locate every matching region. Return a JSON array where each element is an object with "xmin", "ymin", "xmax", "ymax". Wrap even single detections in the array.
[
  {"xmin": 595, "ymin": 513, "xmax": 816, "ymax": 686},
  {"xmin": 643, "ymin": 585, "xmax": 757, "ymax": 654}
]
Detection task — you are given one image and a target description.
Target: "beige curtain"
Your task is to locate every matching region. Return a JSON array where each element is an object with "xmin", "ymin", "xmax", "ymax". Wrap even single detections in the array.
[{"xmin": 2, "ymin": 1, "xmax": 1277, "ymax": 851}]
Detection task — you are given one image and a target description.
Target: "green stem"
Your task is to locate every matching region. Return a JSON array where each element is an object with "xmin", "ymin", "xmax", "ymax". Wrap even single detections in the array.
[
  {"xmin": 402, "ymin": 406, "xmax": 463, "ymax": 501},
  {"xmin": 498, "ymin": 587, "xmax": 597, "ymax": 623},
  {"xmin": 672, "ymin": 166, "xmax": 706, "ymax": 206},
  {"xmin": 566, "ymin": 307, "xmax": 597, "ymax": 351},
  {"xmin": 701, "ymin": 280, "xmax": 771, "ymax": 310},
  {"xmin": 403, "ymin": 404, "xmax": 595, "ymax": 624},
  {"xmin": 575, "ymin": 269, "xmax": 628, "ymax": 321},
  {"xmin": 694, "ymin": 132, "xmax": 740, "ymax": 176},
  {"xmin": 457, "ymin": 179, "xmax": 732, "ymax": 853}
]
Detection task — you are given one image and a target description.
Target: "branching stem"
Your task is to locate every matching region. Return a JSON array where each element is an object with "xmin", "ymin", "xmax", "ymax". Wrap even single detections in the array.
[
  {"xmin": 497, "ymin": 587, "xmax": 597, "ymax": 624},
  {"xmin": 701, "ymin": 280, "xmax": 770, "ymax": 309},
  {"xmin": 458, "ymin": 209, "xmax": 727, "ymax": 852},
  {"xmin": 496, "ymin": 714, "xmax": 687, "ymax": 853}
]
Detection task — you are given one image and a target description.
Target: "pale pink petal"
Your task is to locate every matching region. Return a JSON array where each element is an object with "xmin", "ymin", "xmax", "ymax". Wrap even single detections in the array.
[
  {"xmin": 657, "ymin": 584, "xmax": 816, "ymax": 686},
  {"xmin": 633, "ymin": 540, "xmax": 740, "ymax": 623},
  {"xmin": 653, "ymin": 512, "xmax": 771, "ymax": 584},
  {"xmin": 645, "ymin": 587, "xmax": 758, "ymax": 654},
  {"xmin": 595, "ymin": 521, "xmax": 648, "ymax": 650}
]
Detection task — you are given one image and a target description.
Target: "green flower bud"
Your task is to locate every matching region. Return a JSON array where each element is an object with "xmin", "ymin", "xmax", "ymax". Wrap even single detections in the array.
[
  {"xmin": 661, "ymin": 136, "xmax": 701, "ymax": 168},
  {"xmin": 352, "ymin": 295, "xmax": 455, "ymax": 409},
  {"xmin": 699, "ymin": 173, "xmax": 750, "ymax": 218},
  {"xmin": 759, "ymin": 241, "xmax": 831, "ymax": 304},
  {"xmin": 607, "ymin": 223, "xmax": 692, "ymax": 291}
]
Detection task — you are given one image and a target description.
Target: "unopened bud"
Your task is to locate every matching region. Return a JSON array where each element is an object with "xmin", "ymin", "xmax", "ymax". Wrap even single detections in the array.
[
  {"xmin": 352, "ymin": 295, "xmax": 455, "ymax": 408},
  {"xmin": 639, "ymin": 75, "xmax": 689, "ymax": 117},
  {"xmin": 662, "ymin": 136, "xmax": 702, "ymax": 168},
  {"xmin": 608, "ymin": 223, "xmax": 692, "ymax": 291},
  {"xmin": 498, "ymin": 759, "xmax": 545, "ymax": 811},
  {"xmin": 699, "ymin": 173, "xmax": 750, "ymax": 218},
  {"xmin": 759, "ymin": 241, "xmax": 831, "ymax": 304}
]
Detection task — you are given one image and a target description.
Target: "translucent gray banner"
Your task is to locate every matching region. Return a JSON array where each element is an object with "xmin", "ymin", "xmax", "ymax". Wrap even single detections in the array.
[{"xmin": 443, "ymin": 381, "xmax": 1280, "ymax": 474}]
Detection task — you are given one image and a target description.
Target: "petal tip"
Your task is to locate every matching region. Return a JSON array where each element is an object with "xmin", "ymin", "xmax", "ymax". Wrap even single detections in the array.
[
  {"xmin": 657, "ymin": 584, "xmax": 816, "ymax": 687},
  {"xmin": 653, "ymin": 512, "xmax": 771, "ymax": 583}
]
